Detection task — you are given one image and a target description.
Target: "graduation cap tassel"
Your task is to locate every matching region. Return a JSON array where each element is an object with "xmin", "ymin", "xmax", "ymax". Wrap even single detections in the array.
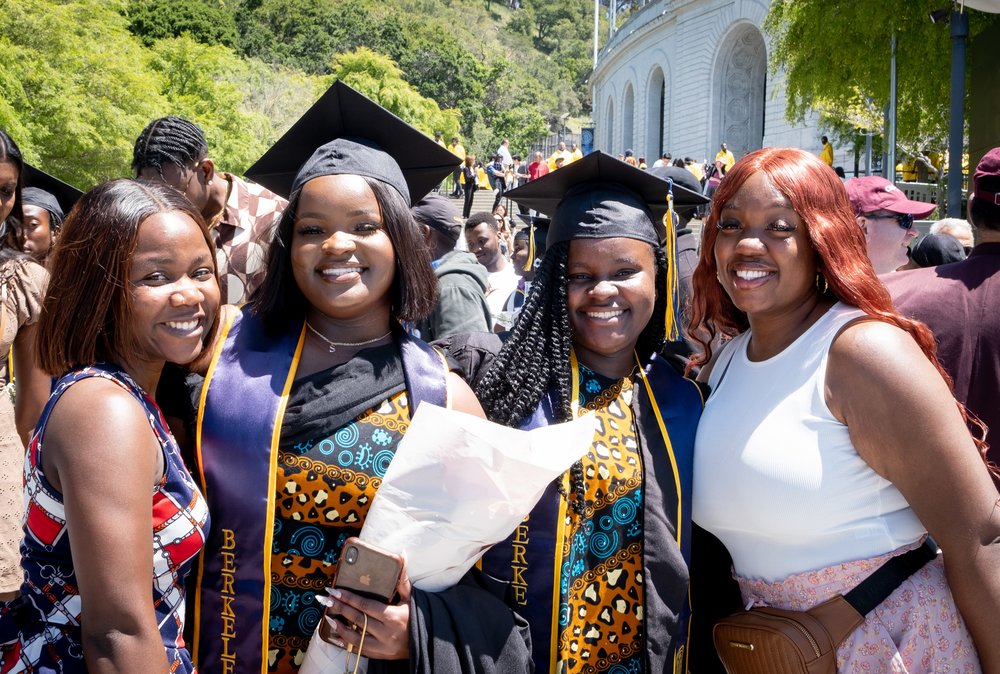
[
  {"xmin": 662, "ymin": 179, "xmax": 681, "ymax": 343},
  {"xmin": 523, "ymin": 218, "xmax": 535, "ymax": 273}
]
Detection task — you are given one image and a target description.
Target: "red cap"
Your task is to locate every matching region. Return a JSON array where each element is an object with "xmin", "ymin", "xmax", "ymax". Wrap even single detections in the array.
[
  {"xmin": 844, "ymin": 176, "xmax": 936, "ymax": 218},
  {"xmin": 973, "ymin": 147, "xmax": 1000, "ymax": 206}
]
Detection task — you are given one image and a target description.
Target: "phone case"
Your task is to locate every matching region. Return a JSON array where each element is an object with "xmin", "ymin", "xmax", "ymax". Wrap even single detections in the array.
[{"xmin": 333, "ymin": 537, "xmax": 403, "ymax": 603}]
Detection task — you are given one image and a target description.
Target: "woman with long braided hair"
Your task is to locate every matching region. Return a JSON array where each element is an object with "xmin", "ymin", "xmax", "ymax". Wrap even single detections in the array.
[{"xmin": 476, "ymin": 152, "xmax": 709, "ymax": 674}]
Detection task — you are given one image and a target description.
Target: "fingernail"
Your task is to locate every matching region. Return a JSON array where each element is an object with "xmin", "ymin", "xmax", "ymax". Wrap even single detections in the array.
[
  {"xmin": 324, "ymin": 615, "xmax": 339, "ymax": 633},
  {"xmin": 325, "ymin": 587, "xmax": 342, "ymax": 599},
  {"xmin": 315, "ymin": 594, "xmax": 334, "ymax": 608}
]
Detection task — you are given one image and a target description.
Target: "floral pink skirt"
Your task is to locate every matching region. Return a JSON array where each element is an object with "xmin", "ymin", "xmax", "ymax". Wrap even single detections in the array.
[{"xmin": 736, "ymin": 539, "xmax": 981, "ymax": 673}]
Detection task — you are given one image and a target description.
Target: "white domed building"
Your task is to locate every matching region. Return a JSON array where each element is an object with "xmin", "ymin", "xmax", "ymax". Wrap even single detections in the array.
[{"xmin": 591, "ymin": 0, "xmax": 822, "ymax": 166}]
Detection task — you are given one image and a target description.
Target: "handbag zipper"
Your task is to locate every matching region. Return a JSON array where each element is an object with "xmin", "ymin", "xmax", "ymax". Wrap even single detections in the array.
[{"xmin": 755, "ymin": 613, "xmax": 822, "ymax": 658}]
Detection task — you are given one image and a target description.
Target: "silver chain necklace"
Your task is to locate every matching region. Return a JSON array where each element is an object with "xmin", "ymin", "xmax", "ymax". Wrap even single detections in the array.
[{"xmin": 305, "ymin": 322, "xmax": 391, "ymax": 353}]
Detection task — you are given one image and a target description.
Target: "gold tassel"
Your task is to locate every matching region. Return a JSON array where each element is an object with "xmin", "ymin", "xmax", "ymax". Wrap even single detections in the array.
[
  {"xmin": 662, "ymin": 180, "xmax": 680, "ymax": 342},
  {"xmin": 522, "ymin": 218, "xmax": 535, "ymax": 273}
]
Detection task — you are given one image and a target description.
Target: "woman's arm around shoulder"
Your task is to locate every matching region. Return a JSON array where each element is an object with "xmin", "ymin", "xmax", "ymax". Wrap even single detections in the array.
[
  {"xmin": 43, "ymin": 376, "xmax": 172, "ymax": 674},
  {"xmin": 826, "ymin": 319, "xmax": 1000, "ymax": 673}
]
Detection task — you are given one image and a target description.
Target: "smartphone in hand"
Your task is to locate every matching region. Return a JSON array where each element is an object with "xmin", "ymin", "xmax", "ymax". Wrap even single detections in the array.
[{"xmin": 332, "ymin": 537, "xmax": 403, "ymax": 604}]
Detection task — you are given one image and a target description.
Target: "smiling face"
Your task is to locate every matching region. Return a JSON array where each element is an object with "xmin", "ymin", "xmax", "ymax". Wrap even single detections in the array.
[
  {"xmin": 127, "ymin": 211, "xmax": 220, "ymax": 380},
  {"xmin": 21, "ymin": 204, "xmax": 53, "ymax": 260},
  {"xmin": 566, "ymin": 237, "xmax": 656, "ymax": 376},
  {"xmin": 290, "ymin": 174, "xmax": 396, "ymax": 327},
  {"xmin": 465, "ymin": 221, "xmax": 502, "ymax": 271},
  {"xmin": 0, "ymin": 160, "xmax": 17, "ymax": 223},
  {"xmin": 713, "ymin": 172, "xmax": 818, "ymax": 321}
]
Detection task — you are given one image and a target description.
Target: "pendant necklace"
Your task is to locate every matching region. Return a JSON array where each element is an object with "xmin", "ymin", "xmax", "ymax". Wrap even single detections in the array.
[{"xmin": 305, "ymin": 322, "xmax": 391, "ymax": 353}]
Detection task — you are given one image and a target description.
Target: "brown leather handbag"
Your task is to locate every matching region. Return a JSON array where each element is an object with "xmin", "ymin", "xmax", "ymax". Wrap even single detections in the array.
[{"xmin": 713, "ymin": 540, "xmax": 937, "ymax": 674}]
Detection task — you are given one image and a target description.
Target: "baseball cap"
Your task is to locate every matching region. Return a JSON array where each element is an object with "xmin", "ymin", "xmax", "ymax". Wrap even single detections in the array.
[
  {"xmin": 909, "ymin": 233, "xmax": 967, "ymax": 268},
  {"xmin": 411, "ymin": 194, "xmax": 463, "ymax": 244},
  {"xmin": 973, "ymin": 147, "xmax": 1000, "ymax": 205},
  {"xmin": 844, "ymin": 176, "xmax": 936, "ymax": 218}
]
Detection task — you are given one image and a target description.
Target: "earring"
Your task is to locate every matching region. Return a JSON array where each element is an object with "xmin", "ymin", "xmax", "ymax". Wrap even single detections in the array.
[{"xmin": 816, "ymin": 272, "xmax": 829, "ymax": 294}]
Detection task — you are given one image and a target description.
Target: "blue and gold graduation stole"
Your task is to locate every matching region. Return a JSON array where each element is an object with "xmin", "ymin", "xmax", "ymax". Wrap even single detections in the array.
[
  {"xmin": 191, "ymin": 308, "xmax": 449, "ymax": 674},
  {"xmin": 479, "ymin": 350, "xmax": 701, "ymax": 674}
]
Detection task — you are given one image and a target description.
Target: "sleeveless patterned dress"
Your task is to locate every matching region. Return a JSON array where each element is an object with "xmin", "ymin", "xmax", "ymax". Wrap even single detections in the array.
[
  {"xmin": 268, "ymin": 351, "xmax": 413, "ymax": 673},
  {"xmin": 1, "ymin": 365, "xmax": 209, "ymax": 674},
  {"xmin": 558, "ymin": 365, "xmax": 646, "ymax": 674}
]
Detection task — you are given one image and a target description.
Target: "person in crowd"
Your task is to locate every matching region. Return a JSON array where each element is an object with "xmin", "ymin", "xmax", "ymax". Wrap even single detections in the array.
[
  {"xmin": 930, "ymin": 216, "xmax": 975, "ymax": 252},
  {"xmin": 569, "ymin": 142, "xmax": 583, "ymax": 163},
  {"xmin": 2, "ymin": 179, "xmax": 217, "ymax": 672},
  {"xmin": 897, "ymin": 232, "xmax": 966, "ymax": 270},
  {"xmin": 672, "ymin": 157, "xmax": 687, "ymax": 169},
  {"xmin": 714, "ymin": 141, "xmax": 735, "ymax": 172},
  {"xmin": 623, "ymin": 149, "xmax": 638, "ymax": 167},
  {"xmin": 502, "ymin": 216, "xmax": 548, "ymax": 323},
  {"xmin": 492, "ymin": 203, "xmax": 514, "ymax": 256},
  {"xmin": 637, "ymin": 155, "xmax": 647, "ymax": 169},
  {"xmin": 411, "ymin": 194, "xmax": 490, "ymax": 340},
  {"xmin": 190, "ymin": 84, "xmax": 529, "ymax": 674},
  {"xmin": 447, "ymin": 136, "xmax": 466, "ymax": 198},
  {"xmin": 465, "ymin": 211, "xmax": 519, "ymax": 331},
  {"xmin": 548, "ymin": 142, "xmax": 572, "ymax": 171},
  {"xmin": 0, "ymin": 131, "xmax": 50, "ymax": 604},
  {"xmin": 820, "ymin": 135, "xmax": 834, "ymax": 166},
  {"xmin": 461, "ymin": 153, "xmax": 477, "ymax": 219},
  {"xmin": 684, "ymin": 156, "xmax": 704, "ymax": 183},
  {"xmin": 18, "ymin": 188, "xmax": 62, "ymax": 263},
  {"xmin": 885, "ymin": 146, "xmax": 1000, "ymax": 487},
  {"xmin": 486, "ymin": 154, "xmax": 506, "ymax": 211},
  {"xmin": 844, "ymin": 176, "xmax": 935, "ymax": 274},
  {"xmin": 476, "ymin": 152, "xmax": 707, "ymax": 674},
  {"xmin": 527, "ymin": 151, "xmax": 548, "ymax": 182},
  {"xmin": 704, "ymin": 158, "xmax": 725, "ymax": 200},
  {"xmin": 132, "ymin": 116, "xmax": 287, "ymax": 305},
  {"xmin": 512, "ymin": 155, "xmax": 531, "ymax": 215},
  {"xmin": 496, "ymin": 138, "xmax": 513, "ymax": 170},
  {"xmin": 689, "ymin": 147, "xmax": 1000, "ymax": 673},
  {"xmin": 652, "ymin": 152, "xmax": 672, "ymax": 168}
]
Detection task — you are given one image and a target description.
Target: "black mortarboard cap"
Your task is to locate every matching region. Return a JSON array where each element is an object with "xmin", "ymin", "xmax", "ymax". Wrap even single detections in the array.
[
  {"xmin": 647, "ymin": 165, "xmax": 704, "ymax": 205},
  {"xmin": 504, "ymin": 152, "xmax": 707, "ymax": 248},
  {"xmin": 22, "ymin": 164, "xmax": 83, "ymax": 218},
  {"xmin": 245, "ymin": 81, "xmax": 459, "ymax": 205}
]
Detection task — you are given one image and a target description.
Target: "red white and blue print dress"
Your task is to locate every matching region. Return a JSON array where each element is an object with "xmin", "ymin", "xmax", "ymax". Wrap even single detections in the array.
[{"xmin": 0, "ymin": 364, "xmax": 209, "ymax": 674}]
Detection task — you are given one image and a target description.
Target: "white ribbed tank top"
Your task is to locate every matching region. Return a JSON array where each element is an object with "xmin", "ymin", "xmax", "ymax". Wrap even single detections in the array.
[{"xmin": 693, "ymin": 303, "xmax": 925, "ymax": 581}]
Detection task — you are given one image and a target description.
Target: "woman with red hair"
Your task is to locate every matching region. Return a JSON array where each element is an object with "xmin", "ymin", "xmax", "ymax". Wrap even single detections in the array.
[{"xmin": 689, "ymin": 147, "xmax": 1000, "ymax": 672}]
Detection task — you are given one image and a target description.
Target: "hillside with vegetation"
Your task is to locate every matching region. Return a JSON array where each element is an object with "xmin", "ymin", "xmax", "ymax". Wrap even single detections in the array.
[{"xmin": 0, "ymin": 0, "xmax": 603, "ymax": 189}]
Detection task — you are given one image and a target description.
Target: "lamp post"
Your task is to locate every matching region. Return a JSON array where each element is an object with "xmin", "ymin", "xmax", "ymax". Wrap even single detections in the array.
[{"xmin": 947, "ymin": 9, "xmax": 969, "ymax": 217}]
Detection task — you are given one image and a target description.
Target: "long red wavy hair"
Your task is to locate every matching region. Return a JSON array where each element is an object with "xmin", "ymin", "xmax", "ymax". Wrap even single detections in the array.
[{"xmin": 688, "ymin": 147, "xmax": 991, "ymax": 466}]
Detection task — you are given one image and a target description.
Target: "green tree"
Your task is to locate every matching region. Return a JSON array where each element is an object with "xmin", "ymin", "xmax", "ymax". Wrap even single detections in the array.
[
  {"xmin": 0, "ymin": 0, "xmax": 164, "ymax": 187},
  {"xmin": 127, "ymin": 0, "xmax": 239, "ymax": 48},
  {"xmin": 765, "ymin": 1, "xmax": 1000, "ymax": 155}
]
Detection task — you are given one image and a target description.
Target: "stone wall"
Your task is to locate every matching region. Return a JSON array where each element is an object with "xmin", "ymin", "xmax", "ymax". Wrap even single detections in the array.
[{"xmin": 591, "ymin": 0, "xmax": 828, "ymax": 167}]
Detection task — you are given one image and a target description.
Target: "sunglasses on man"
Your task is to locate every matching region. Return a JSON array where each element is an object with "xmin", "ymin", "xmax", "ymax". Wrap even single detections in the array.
[{"xmin": 865, "ymin": 212, "xmax": 914, "ymax": 230}]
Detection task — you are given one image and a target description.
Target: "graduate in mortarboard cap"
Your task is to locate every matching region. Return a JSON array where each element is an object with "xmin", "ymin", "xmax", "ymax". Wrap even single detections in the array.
[
  {"xmin": 20, "ymin": 164, "xmax": 83, "ymax": 262},
  {"xmin": 475, "ymin": 151, "xmax": 708, "ymax": 674},
  {"xmin": 193, "ymin": 81, "xmax": 529, "ymax": 674}
]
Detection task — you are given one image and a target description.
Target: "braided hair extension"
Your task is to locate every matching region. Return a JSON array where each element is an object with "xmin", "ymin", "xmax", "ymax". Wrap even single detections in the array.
[
  {"xmin": 131, "ymin": 116, "xmax": 208, "ymax": 178},
  {"xmin": 476, "ymin": 242, "xmax": 669, "ymax": 514}
]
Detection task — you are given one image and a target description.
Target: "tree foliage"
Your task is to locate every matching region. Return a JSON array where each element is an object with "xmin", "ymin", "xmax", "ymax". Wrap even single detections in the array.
[
  {"xmin": 127, "ymin": 0, "xmax": 239, "ymax": 48},
  {"xmin": 765, "ymin": 0, "xmax": 1000, "ymax": 156}
]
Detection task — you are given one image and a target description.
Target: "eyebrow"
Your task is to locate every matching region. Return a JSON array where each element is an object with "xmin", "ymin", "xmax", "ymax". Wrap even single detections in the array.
[
  {"xmin": 296, "ymin": 209, "xmax": 380, "ymax": 220},
  {"xmin": 134, "ymin": 253, "xmax": 212, "ymax": 266}
]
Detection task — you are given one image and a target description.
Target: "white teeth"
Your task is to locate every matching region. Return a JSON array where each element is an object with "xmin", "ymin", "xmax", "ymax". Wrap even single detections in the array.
[
  {"xmin": 166, "ymin": 320, "xmax": 198, "ymax": 331},
  {"xmin": 587, "ymin": 310, "xmax": 623, "ymax": 319},
  {"xmin": 735, "ymin": 270, "xmax": 771, "ymax": 281},
  {"xmin": 321, "ymin": 267, "xmax": 362, "ymax": 277}
]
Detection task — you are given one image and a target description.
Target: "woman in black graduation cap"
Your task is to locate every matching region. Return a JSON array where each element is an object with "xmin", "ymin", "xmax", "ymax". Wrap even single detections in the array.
[
  {"xmin": 475, "ymin": 152, "xmax": 708, "ymax": 674},
  {"xmin": 190, "ymin": 83, "xmax": 530, "ymax": 674}
]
